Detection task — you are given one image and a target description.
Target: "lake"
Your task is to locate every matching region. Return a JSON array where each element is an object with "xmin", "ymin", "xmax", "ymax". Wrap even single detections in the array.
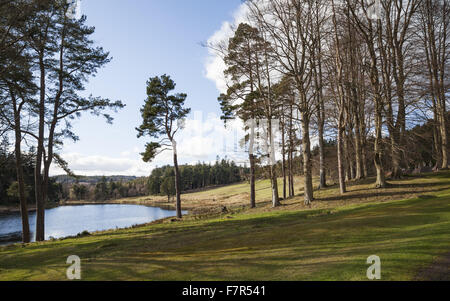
[{"xmin": 0, "ymin": 204, "xmax": 184, "ymax": 245}]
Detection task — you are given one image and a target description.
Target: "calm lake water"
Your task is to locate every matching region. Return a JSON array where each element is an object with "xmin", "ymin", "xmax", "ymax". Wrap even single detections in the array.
[{"xmin": 0, "ymin": 204, "xmax": 184, "ymax": 245}]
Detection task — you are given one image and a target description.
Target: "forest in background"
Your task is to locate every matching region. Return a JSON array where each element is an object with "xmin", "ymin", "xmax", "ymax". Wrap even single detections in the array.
[
  {"xmin": 0, "ymin": 137, "xmax": 248, "ymax": 204},
  {"xmin": 2, "ymin": 110, "xmax": 447, "ymax": 206}
]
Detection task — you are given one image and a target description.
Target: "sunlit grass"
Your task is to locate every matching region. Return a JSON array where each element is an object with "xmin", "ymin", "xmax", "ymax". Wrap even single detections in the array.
[{"xmin": 0, "ymin": 172, "xmax": 449, "ymax": 281}]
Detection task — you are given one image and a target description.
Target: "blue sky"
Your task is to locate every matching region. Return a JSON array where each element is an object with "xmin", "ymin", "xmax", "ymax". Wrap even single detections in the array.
[{"xmin": 51, "ymin": 0, "xmax": 248, "ymax": 176}]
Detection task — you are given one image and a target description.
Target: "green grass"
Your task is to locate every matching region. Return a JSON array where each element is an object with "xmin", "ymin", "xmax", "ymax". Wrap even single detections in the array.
[
  {"xmin": 186, "ymin": 178, "xmax": 294, "ymax": 201},
  {"xmin": 0, "ymin": 173, "xmax": 449, "ymax": 281},
  {"xmin": 190, "ymin": 179, "xmax": 274, "ymax": 198}
]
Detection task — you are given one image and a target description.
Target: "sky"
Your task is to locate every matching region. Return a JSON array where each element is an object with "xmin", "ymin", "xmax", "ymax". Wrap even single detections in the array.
[{"xmin": 50, "ymin": 0, "xmax": 251, "ymax": 177}]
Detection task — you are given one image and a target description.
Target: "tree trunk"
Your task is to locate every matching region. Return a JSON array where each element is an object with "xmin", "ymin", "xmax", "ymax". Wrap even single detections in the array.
[
  {"xmin": 348, "ymin": 17, "xmax": 362, "ymax": 181},
  {"xmin": 423, "ymin": 0, "xmax": 448, "ymax": 169},
  {"xmin": 439, "ymin": 108, "xmax": 448, "ymax": 169},
  {"xmin": 374, "ymin": 103, "xmax": 387, "ymax": 188},
  {"xmin": 385, "ymin": 78, "xmax": 402, "ymax": 179},
  {"xmin": 346, "ymin": 107, "xmax": 356, "ymax": 181},
  {"xmin": 362, "ymin": 144, "xmax": 368, "ymax": 178},
  {"xmin": 344, "ymin": 126, "xmax": 352, "ymax": 182},
  {"xmin": 359, "ymin": 88, "xmax": 368, "ymax": 179},
  {"xmin": 432, "ymin": 94, "xmax": 442, "ymax": 168},
  {"xmin": 337, "ymin": 110, "xmax": 347, "ymax": 194},
  {"xmin": 372, "ymin": 20, "xmax": 387, "ymax": 188},
  {"xmin": 270, "ymin": 164, "xmax": 280, "ymax": 207},
  {"xmin": 35, "ymin": 54, "xmax": 46, "ymax": 242},
  {"xmin": 12, "ymin": 92, "xmax": 30, "ymax": 243},
  {"xmin": 249, "ymin": 153, "xmax": 256, "ymax": 208},
  {"xmin": 281, "ymin": 123, "xmax": 287, "ymax": 200},
  {"xmin": 300, "ymin": 111, "xmax": 313, "ymax": 205},
  {"xmin": 288, "ymin": 102, "xmax": 294, "ymax": 198},
  {"xmin": 390, "ymin": 135, "xmax": 402, "ymax": 178},
  {"xmin": 353, "ymin": 101, "xmax": 363, "ymax": 180},
  {"xmin": 268, "ymin": 119, "xmax": 280, "ymax": 207},
  {"xmin": 332, "ymin": 0, "xmax": 348, "ymax": 193},
  {"xmin": 318, "ymin": 121, "xmax": 327, "ymax": 189},
  {"xmin": 394, "ymin": 58, "xmax": 407, "ymax": 176},
  {"xmin": 289, "ymin": 150, "xmax": 294, "ymax": 197},
  {"xmin": 438, "ymin": 0, "xmax": 448, "ymax": 169},
  {"xmin": 172, "ymin": 142, "xmax": 182, "ymax": 219},
  {"xmin": 312, "ymin": 28, "xmax": 327, "ymax": 190}
]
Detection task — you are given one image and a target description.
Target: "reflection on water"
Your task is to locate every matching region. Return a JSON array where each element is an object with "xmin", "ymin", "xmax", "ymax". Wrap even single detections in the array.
[{"xmin": 0, "ymin": 204, "xmax": 184, "ymax": 245}]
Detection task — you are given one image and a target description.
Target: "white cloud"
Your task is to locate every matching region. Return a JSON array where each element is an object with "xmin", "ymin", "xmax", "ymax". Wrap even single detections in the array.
[
  {"xmin": 51, "ymin": 111, "xmax": 251, "ymax": 177},
  {"xmin": 50, "ymin": 153, "xmax": 151, "ymax": 177},
  {"xmin": 120, "ymin": 146, "xmax": 140, "ymax": 157},
  {"xmin": 50, "ymin": 2, "xmax": 279, "ymax": 178},
  {"xmin": 204, "ymin": 3, "xmax": 251, "ymax": 94},
  {"xmin": 175, "ymin": 111, "xmax": 247, "ymax": 162}
]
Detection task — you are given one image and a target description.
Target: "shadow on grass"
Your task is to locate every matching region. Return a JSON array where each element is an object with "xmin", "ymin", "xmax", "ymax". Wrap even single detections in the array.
[
  {"xmin": 77, "ymin": 214, "xmax": 450, "ymax": 280},
  {"xmin": 1, "ymin": 174, "xmax": 449, "ymax": 280},
  {"xmin": 315, "ymin": 181, "xmax": 450, "ymax": 203}
]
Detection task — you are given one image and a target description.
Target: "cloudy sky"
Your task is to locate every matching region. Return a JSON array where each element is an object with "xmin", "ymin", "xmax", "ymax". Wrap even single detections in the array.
[{"xmin": 50, "ymin": 0, "xmax": 251, "ymax": 177}]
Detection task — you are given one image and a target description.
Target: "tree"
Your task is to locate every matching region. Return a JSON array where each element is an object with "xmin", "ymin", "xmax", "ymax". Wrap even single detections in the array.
[
  {"xmin": 160, "ymin": 176, "xmax": 176, "ymax": 201},
  {"xmin": 21, "ymin": 1, "xmax": 124, "ymax": 241},
  {"xmin": 310, "ymin": 0, "xmax": 330, "ymax": 189},
  {"xmin": 418, "ymin": 0, "xmax": 449, "ymax": 169},
  {"xmin": 330, "ymin": 0, "xmax": 348, "ymax": 194},
  {"xmin": 94, "ymin": 176, "xmax": 108, "ymax": 201},
  {"xmin": 219, "ymin": 22, "xmax": 280, "ymax": 208},
  {"xmin": 217, "ymin": 23, "xmax": 263, "ymax": 208},
  {"xmin": 0, "ymin": 0, "xmax": 35, "ymax": 78},
  {"xmin": 147, "ymin": 168, "xmax": 163, "ymax": 195},
  {"xmin": 72, "ymin": 183, "xmax": 87, "ymax": 200},
  {"xmin": 346, "ymin": 0, "xmax": 388, "ymax": 188},
  {"xmin": 248, "ymin": 0, "xmax": 317, "ymax": 204},
  {"xmin": 7, "ymin": 181, "xmax": 31, "ymax": 200},
  {"xmin": 4, "ymin": 80, "xmax": 35, "ymax": 243},
  {"xmin": 0, "ymin": 0, "xmax": 39, "ymax": 243},
  {"xmin": 381, "ymin": 0, "xmax": 421, "ymax": 178},
  {"xmin": 137, "ymin": 75, "xmax": 191, "ymax": 218}
]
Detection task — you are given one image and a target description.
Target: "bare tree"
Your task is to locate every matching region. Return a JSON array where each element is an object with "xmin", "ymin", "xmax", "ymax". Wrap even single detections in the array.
[
  {"xmin": 347, "ymin": 0, "xmax": 388, "ymax": 188},
  {"xmin": 331, "ymin": 0, "xmax": 348, "ymax": 193},
  {"xmin": 248, "ymin": 0, "xmax": 317, "ymax": 204},
  {"xmin": 418, "ymin": 0, "xmax": 449, "ymax": 169}
]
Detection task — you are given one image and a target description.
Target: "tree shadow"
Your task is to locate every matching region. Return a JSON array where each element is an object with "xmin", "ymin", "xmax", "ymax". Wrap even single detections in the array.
[{"xmin": 314, "ymin": 180, "xmax": 450, "ymax": 203}]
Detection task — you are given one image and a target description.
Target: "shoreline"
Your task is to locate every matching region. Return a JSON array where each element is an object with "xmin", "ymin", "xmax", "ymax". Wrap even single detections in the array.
[
  {"xmin": 0, "ymin": 203, "xmax": 187, "ymax": 246},
  {"xmin": 0, "ymin": 200, "xmax": 179, "ymax": 215},
  {"xmin": 0, "ymin": 214, "xmax": 180, "ymax": 247},
  {"xmin": 0, "ymin": 203, "xmax": 62, "ymax": 215},
  {"xmin": 0, "ymin": 205, "xmax": 37, "ymax": 215},
  {"xmin": 63, "ymin": 200, "xmax": 180, "ymax": 212}
]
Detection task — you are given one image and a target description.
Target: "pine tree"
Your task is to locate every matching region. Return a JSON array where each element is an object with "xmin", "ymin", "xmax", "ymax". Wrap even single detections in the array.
[{"xmin": 137, "ymin": 75, "xmax": 191, "ymax": 218}]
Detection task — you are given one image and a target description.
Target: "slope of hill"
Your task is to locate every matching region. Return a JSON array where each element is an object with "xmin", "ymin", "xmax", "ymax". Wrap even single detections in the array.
[
  {"xmin": 52, "ymin": 175, "xmax": 139, "ymax": 184},
  {"xmin": 1, "ymin": 172, "xmax": 449, "ymax": 280}
]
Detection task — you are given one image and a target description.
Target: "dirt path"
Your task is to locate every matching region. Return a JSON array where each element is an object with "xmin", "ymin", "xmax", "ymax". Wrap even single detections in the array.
[{"xmin": 415, "ymin": 252, "xmax": 450, "ymax": 281}]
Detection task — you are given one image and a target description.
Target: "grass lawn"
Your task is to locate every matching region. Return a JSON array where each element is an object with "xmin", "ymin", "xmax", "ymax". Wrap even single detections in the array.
[
  {"xmin": 0, "ymin": 172, "xmax": 449, "ymax": 281},
  {"xmin": 100, "ymin": 177, "xmax": 308, "ymax": 215}
]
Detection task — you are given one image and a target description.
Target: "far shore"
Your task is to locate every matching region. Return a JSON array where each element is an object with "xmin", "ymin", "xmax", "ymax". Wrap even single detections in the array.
[
  {"xmin": 0, "ymin": 205, "xmax": 37, "ymax": 215},
  {"xmin": 0, "ymin": 199, "xmax": 180, "ymax": 215},
  {"xmin": 63, "ymin": 200, "xmax": 178, "ymax": 212}
]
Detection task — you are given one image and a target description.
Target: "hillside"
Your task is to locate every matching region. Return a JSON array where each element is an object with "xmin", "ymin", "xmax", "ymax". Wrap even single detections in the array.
[
  {"xmin": 103, "ymin": 172, "xmax": 450, "ymax": 217},
  {"xmin": 0, "ymin": 172, "xmax": 449, "ymax": 281},
  {"xmin": 53, "ymin": 175, "xmax": 139, "ymax": 184}
]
